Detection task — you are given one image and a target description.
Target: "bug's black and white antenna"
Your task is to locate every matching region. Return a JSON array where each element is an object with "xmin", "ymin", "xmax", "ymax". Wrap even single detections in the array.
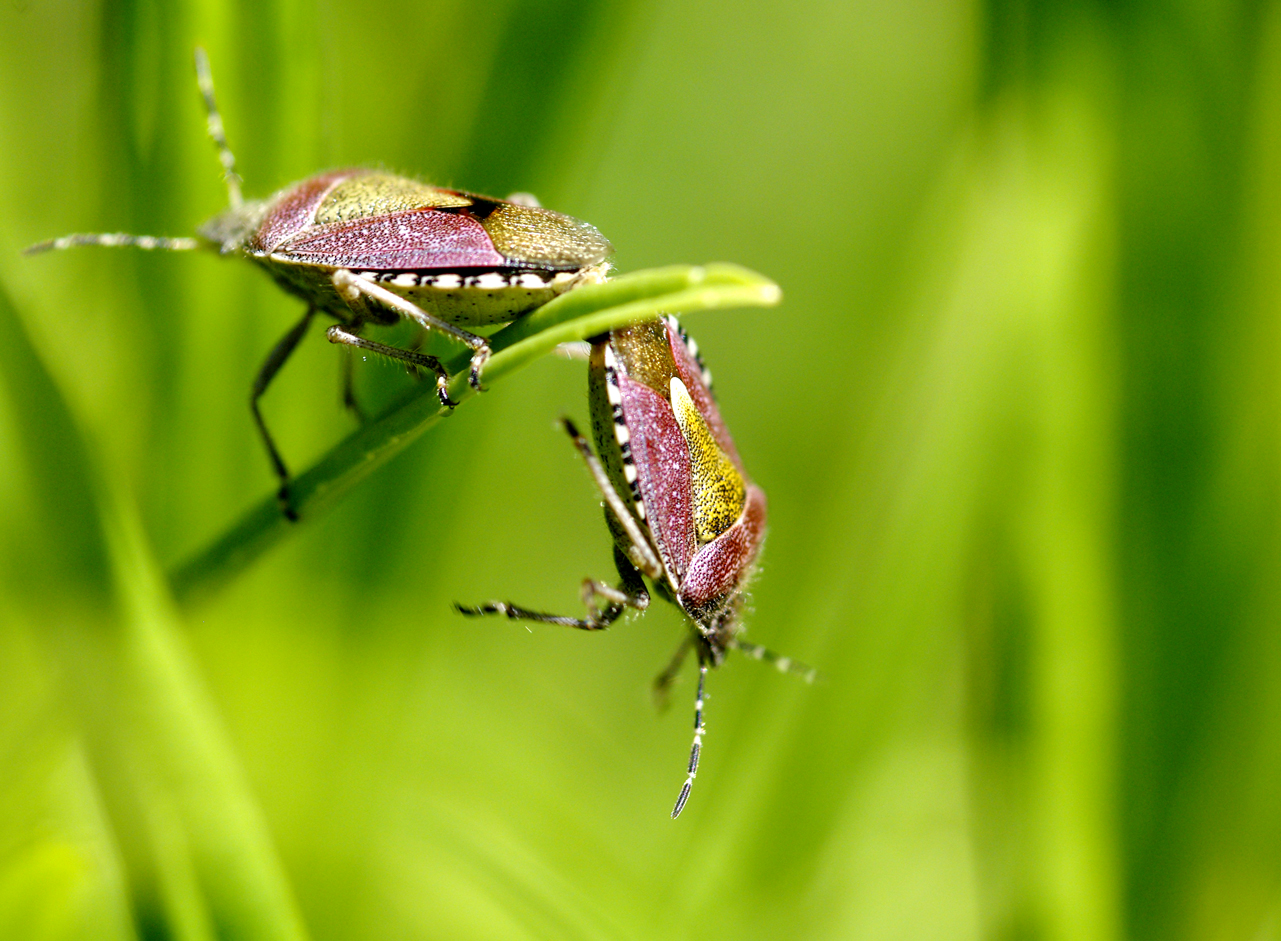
[
  {"xmin": 194, "ymin": 46, "xmax": 242, "ymax": 210},
  {"xmin": 671, "ymin": 663, "xmax": 708, "ymax": 818},
  {"xmin": 20, "ymin": 51, "xmax": 245, "ymax": 258},
  {"xmin": 23, "ymin": 232, "xmax": 200, "ymax": 255},
  {"xmin": 728, "ymin": 638, "xmax": 820, "ymax": 684}
]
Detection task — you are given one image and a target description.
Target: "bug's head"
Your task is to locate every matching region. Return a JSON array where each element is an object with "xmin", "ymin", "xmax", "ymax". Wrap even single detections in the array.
[
  {"xmin": 198, "ymin": 201, "xmax": 268, "ymax": 254},
  {"xmin": 690, "ymin": 596, "xmax": 749, "ymax": 667}
]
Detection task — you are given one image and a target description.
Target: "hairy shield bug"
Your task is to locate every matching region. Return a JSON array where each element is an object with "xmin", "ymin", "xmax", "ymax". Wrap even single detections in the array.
[
  {"xmin": 25, "ymin": 49, "xmax": 612, "ymax": 517},
  {"xmin": 457, "ymin": 316, "xmax": 815, "ymax": 818}
]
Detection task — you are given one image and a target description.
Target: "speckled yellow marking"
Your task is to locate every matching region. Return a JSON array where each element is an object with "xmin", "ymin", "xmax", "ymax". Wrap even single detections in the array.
[
  {"xmin": 314, "ymin": 174, "xmax": 472, "ymax": 224},
  {"xmin": 670, "ymin": 377, "xmax": 745, "ymax": 543}
]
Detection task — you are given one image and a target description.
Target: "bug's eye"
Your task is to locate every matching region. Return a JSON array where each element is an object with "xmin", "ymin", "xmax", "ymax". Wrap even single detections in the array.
[{"xmin": 670, "ymin": 376, "xmax": 746, "ymax": 544}]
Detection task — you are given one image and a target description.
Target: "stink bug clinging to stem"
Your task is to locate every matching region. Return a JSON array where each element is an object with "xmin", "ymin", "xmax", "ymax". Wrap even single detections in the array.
[
  {"xmin": 25, "ymin": 49, "xmax": 613, "ymax": 519},
  {"xmin": 457, "ymin": 316, "xmax": 816, "ymax": 818}
]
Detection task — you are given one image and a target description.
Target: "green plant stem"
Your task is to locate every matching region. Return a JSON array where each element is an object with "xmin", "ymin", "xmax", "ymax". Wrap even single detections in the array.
[{"xmin": 168, "ymin": 264, "xmax": 780, "ymax": 607}]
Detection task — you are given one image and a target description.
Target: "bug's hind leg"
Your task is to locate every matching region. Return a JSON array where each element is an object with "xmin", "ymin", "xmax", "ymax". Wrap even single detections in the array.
[
  {"xmin": 251, "ymin": 307, "xmax": 316, "ymax": 520},
  {"xmin": 329, "ymin": 321, "xmax": 427, "ymax": 423},
  {"xmin": 456, "ymin": 547, "xmax": 649, "ymax": 631},
  {"xmin": 339, "ymin": 346, "xmax": 367, "ymax": 423},
  {"xmin": 331, "ymin": 269, "xmax": 492, "ymax": 390},
  {"xmin": 326, "ymin": 324, "xmax": 457, "ymax": 409}
]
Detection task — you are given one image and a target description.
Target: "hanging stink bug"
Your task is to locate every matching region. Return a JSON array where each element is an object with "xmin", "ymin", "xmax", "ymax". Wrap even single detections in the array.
[
  {"xmin": 24, "ymin": 49, "xmax": 613, "ymax": 518},
  {"xmin": 457, "ymin": 316, "xmax": 815, "ymax": 818}
]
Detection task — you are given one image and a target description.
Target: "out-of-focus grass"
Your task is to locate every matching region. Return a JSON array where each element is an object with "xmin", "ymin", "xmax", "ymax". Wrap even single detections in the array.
[{"xmin": 2, "ymin": 2, "xmax": 1281, "ymax": 940}]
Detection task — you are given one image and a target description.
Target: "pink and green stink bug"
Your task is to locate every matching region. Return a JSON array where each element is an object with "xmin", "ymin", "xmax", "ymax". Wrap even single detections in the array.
[
  {"xmin": 457, "ymin": 316, "xmax": 815, "ymax": 817},
  {"xmin": 25, "ymin": 50, "xmax": 612, "ymax": 517}
]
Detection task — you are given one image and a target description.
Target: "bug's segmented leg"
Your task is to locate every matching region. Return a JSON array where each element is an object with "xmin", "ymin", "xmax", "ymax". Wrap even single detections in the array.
[
  {"xmin": 561, "ymin": 418, "xmax": 664, "ymax": 581},
  {"xmin": 652, "ymin": 637, "xmax": 693, "ymax": 711},
  {"xmin": 454, "ymin": 597, "xmax": 622, "ymax": 631},
  {"xmin": 339, "ymin": 348, "xmax": 366, "ymax": 423},
  {"xmin": 727, "ymin": 639, "xmax": 821, "ymax": 684},
  {"xmin": 581, "ymin": 574, "xmax": 644, "ymax": 622},
  {"xmin": 671, "ymin": 663, "xmax": 708, "ymax": 819},
  {"xmin": 453, "ymin": 588, "xmax": 636, "ymax": 631},
  {"xmin": 330, "ymin": 270, "xmax": 491, "ymax": 391},
  {"xmin": 456, "ymin": 547, "xmax": 649, "ymax": 631},
  {"xmin": 193, "ymin": 47, "xmax": 242, "ymax": 209},
  {"xmin": 325, "ymin": 324, "xmax": 457, "ymax": 408},
  {"xmin": 456, "ymin": 420, "xmax": 664, "ymax": 627},
  {"xmin": 401, "ymin": 328, "xmax": 430, "ymax": 380},
  {"xmin": 251, "ymin": 307, "xmax": 317, "ymax": 520}
]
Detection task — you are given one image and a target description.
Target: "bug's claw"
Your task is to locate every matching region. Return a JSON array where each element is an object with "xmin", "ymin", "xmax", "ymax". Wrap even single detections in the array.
[
  {"xmin": 455, "ymin": 601, "xmax": 522, "ymax": 619},
  {"xmin": 434, "ymin": 372, "xmax": 459, "ymax": 410},
  {"xmin": 277, "ymin": 484, "xmax": 299, "ymax": 522},
  {"xmin": 468, "ymin": 347, "xmax": 491, "ymax": 392}
]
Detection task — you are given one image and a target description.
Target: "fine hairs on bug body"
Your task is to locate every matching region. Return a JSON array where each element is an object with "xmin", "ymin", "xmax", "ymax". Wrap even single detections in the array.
[
  {"xmin": 26, "ymin": 48, "xmax": 613, "ymax": 520},
  {"xmin": 458, "ymin": 316, "xmax": 817, "ymax": 817},
  {"xmin": 28, "ymin": 49, "xmax": 814, "ymax": 817}
]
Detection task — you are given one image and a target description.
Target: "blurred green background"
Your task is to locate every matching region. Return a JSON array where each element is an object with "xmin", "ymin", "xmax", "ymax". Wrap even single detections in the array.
[{"xmin": 2, "ymin": 0, "xmax": 1280, "ymax": 938}]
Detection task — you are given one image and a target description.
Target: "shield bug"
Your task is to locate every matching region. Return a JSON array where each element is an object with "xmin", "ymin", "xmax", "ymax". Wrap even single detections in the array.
[
  {"xmin": 24, "ymin": 49, "xmax": 612, "ymax": 517},
  {"xmin": 457, "ymin": 316, "xmax": 815, "ymax": 817}
]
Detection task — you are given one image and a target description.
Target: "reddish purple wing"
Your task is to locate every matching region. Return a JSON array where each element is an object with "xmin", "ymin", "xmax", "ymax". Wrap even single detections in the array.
[
  {"xmin": 680, "ymin": 485, "xmax": 767, "ymax": 616},
  {"xmin": 246, "ymin": 168, "xmax": 611, "ymax": 273},
  {"xmin": 617, "ymin": 373, "xmax": 697, "ymax": 582},
  {"xmin": 250, "ymin": 169, "xmax": 360, "ymax": 254},
  {"xmin": 270, "ymin": 209, "xmax": 508, "ymax": 270}
]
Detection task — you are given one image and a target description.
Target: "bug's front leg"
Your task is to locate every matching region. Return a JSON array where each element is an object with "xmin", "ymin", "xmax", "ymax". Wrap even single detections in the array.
[
  {"xmin": 652, "ymin": 637, "xmax": 693, "ymax": 711},
  {"xmin": 559, "ymin": 418, "xmax": 664, "ymax": 581},
  {"xmin": 330, "ymin": 269, "xmax": 492, "ymax": 390},
  {"xmin": 456, "ymin": 546, "xmax": 650, "ymax": 630}
]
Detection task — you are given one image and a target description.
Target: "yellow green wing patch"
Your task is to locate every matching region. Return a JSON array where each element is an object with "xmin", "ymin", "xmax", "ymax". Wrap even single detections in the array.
[{"xmin": 670, "ymin": 376, "xmax": 746, "ymax": 544}]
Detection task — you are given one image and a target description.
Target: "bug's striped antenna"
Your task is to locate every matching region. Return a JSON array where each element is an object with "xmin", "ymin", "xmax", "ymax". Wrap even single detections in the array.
[
  {"xmin": 671, "ymin": 663, "xmax": 708, "ymax": 818},
  {"xmin": 194, "ymin": 47, "xmax": 242, "ymax": 209},
  {"xmin": 23, "ymin": 233, "xmax": 200, "ymax": 255},
  {"xmin": 729, "ymin": 638, "xmax": 820, "ymax": 684},
  {"xmin": 23, "ymin": 51, "xmax": 238, "ymax": 258}
]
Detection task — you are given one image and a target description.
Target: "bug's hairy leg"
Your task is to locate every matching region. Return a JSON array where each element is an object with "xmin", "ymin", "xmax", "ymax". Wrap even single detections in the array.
[
  {"xmin": 652, "ymin": 637, "xmax": 693, "ymax": 711},
  {"xmin": 339, "ymin": 348, "xmax": 366, "ymax": 423},
  {"xmin": 402, "ymin": 328, "xmax": 429, "ymax": 381},
  {"xmin": 326, "ymin": 325, "xmax": 457, "ymax": 408},
  {"xmin": 560, "ymin": 418, "xmax": 664, "ymax": 581},
  {"xmin": 455, "ymin": 548, "xmax": 649, "ymax": 631},
  {"xmin": 251, "ymin": 307, "xmax": 316, "ymax": 520},
  {"xmin": 453, "ymin": 593, "xmax": 625, "ymax": 631},
  {"xmin": 330, "ymin": 270, "xmax": 492, "ymax": 391},
  {"xmin": 589, "ymin": 544, "xmax": 650, "ymax": 621}
]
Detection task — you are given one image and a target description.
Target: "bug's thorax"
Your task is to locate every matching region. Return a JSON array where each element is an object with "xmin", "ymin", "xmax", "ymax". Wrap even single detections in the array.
[{"xmin": 588, "ymin": 317, "xmax": 767, "ymax": 635}]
